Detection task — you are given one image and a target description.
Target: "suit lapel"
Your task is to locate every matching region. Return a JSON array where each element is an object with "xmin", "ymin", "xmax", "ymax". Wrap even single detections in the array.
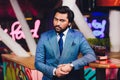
[
  {"xmin": 59, "ymin": 29, "xmax": 75, "ymax": 62},
  {"xmin": 48, "ymin": 31, "xmax": 60, "ymax": 58}
]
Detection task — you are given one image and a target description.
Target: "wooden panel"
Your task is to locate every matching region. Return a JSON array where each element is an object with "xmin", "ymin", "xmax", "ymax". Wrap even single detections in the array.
[{"xmin": 2, "ymin": 54, "xmax": 35, "ymax": 69}]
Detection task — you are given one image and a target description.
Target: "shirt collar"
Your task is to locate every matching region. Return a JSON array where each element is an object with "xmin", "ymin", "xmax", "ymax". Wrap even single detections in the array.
[
  {"xmin": 57, "ymin": 28, "xmax": 69, "ymax": 36},
  {"xmin": 63, "ymin": 28, "xmax": 69, "ymax": 36}
]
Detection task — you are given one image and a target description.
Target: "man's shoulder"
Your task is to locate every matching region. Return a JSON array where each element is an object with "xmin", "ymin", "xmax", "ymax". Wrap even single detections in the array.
[
  {"xmin": 69, "ymin": 29, "xmax": 85, "ymax": 39},
  {"xmin": 70, "ymin": 29, "xmax": 82, "ymax": 35},
  {"xmin": 41, "ymin": 30, "xmax": 55, "ymax": 35}
]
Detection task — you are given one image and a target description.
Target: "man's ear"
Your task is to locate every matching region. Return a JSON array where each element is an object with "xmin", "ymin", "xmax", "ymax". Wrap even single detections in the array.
[{"xmin": 69, "ymin": 23, "xmax": 71, "ymax": 26}]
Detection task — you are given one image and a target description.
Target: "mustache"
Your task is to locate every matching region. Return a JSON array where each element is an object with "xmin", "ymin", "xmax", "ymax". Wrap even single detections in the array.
[
  {"xmin": 54, "ymin": 25, "xmax": 60, "ymax": 27},
  {"xmin": 54, "ymin": 25, "xmax": 62, "ymax": 29}
]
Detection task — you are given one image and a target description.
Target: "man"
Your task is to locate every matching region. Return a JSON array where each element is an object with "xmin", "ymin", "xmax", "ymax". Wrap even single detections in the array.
[{"xmin": 35, "ymin": 6, "xmax": 96, "ymax": 80}]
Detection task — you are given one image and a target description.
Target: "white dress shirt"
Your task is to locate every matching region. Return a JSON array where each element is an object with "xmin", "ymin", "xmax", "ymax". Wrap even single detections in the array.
[{"xmin": 57, "ymin": 28, "xmax": 69, "ymax": 47}]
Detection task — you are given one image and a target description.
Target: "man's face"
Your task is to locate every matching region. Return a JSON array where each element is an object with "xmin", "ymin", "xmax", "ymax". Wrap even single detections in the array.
[{"xmin": 53, "ymin": 12, "xmax": 70, "ymax": 33}]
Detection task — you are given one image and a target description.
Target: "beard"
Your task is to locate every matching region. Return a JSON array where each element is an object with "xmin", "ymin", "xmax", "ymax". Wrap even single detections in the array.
[{"xmin": 54, "ymin": 25, "xmax": 68, "ymax": 33}]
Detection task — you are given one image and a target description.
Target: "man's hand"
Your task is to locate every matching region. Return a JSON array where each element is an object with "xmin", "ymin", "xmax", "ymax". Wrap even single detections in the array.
[
  {"xmin": 55, "ymin": 64, "xmax": 73, "ymax": 77},
  {"xmin": 60, "ymin": 64, "xmax": 73, "ymax": 72},
  {"xmin": 55, "ymin": 65, "xmax": 69, "ymax": 77}
]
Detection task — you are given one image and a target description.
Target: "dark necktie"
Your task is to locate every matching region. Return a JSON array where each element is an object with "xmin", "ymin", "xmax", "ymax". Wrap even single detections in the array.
[{"xmin": 58, "ymin": 33, "xmax": 64, "ymax": 55}]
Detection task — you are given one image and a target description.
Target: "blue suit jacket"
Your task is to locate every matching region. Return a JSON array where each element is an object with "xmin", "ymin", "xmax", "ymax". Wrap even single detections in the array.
[{"xmin": 35, "ymin": 29, "xmax": 96, "ymax": 80}]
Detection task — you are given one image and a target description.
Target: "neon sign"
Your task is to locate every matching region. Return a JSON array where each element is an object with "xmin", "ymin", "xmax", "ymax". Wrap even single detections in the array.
[
  {"xmin": 1, "ymin": 18, "xmax": 107, "ymax": 41},
  {"xmin": 85, "ymin": 18, "xmax": 107, "ymax": 38},
  {"xmin": 1, "ymin": 19, "xmax": 40, "ymax": 41}
]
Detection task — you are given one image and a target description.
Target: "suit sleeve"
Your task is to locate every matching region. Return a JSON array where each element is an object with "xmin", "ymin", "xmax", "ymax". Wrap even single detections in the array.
[{"xmin": 71, "ymin": 34, "xmax": 96, "ymax": 70}]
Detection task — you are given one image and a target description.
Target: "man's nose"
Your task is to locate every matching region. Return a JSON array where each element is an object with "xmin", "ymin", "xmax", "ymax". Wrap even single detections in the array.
[{"xmin": 56, "ymin": 21, "xmax": 61, "ymax": 25}]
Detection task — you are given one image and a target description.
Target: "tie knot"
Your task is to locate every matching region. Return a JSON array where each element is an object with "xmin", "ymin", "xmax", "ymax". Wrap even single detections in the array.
[{"xmin": 59, "ymin": 33, "xmax": 64, "ymax": 38}]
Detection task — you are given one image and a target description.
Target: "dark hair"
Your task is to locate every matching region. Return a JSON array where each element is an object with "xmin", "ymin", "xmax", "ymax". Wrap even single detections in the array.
[{"xmin": 54, "ymin": 6, "xmax": 74, "ymax": 23}]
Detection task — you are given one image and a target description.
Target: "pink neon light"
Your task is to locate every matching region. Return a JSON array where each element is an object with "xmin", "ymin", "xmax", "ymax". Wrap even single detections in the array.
[
  {"xmin": 30, "ymin": 20, "xmax": 40, "ymax": 38},
  {"xmin": 1, "ymin": 19, "xmax": 40, "ymax": 41}
]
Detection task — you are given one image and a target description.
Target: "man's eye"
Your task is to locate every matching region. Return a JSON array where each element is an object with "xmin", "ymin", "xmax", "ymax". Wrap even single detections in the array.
[
  {"xmin": 60, "ymin": 20, "xmax": 65, "ymax": 22},
  {"xmin": 54, "ymin": 18, "xmax": 57, "ymax": 21}
]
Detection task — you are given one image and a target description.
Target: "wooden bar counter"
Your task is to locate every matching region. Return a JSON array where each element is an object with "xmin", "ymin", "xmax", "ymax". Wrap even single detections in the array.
[
  {"xmin": 2, "ymin": 54, "xmax": 42, "ymax": 80},
  {"xmin": 4, "ymin": 52, "xmax": 120, "ymax": 80},
  {"xmin": 89, "ymin": 52, "xmax": 120, "ymax": 80},
  {"xmin": 2, "ymin": 54, "xmax": 35, "ymax": 69}
]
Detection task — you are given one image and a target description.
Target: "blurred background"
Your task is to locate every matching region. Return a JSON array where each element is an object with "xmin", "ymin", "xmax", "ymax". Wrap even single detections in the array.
[
  {"xmin": 0, "ymin": 0, "xmax": 120, "ymax": 61},
  {"xmin": 0, "ymin": 0, "xmax": 120, "ymax": 79}
]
